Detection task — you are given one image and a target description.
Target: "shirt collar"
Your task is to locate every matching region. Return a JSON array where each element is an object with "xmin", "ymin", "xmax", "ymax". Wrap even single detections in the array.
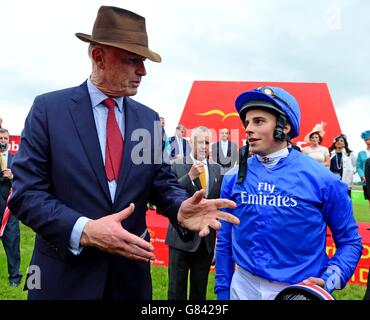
[
  {"xmin": 256, "ymin": 147, "xmax": 289, "ymax": 167},
  {"xmin": 190, "ymin": 153, "xmax": 207, "ymax": 165},
  {"xmin": 87, "ymin": 78, "xmax": 124, "ymax": 113}
]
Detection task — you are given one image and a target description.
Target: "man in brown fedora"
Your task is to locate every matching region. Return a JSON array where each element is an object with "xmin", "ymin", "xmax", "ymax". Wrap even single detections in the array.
[{"xmin": 9, "ymin": 6, "xmax": 239, "ymax": 300}]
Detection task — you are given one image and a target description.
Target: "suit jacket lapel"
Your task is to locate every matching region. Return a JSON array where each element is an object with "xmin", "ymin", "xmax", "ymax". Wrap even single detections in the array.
[
  {"xmin": 227, "ymin": 141, "xmax": 232, "ymax": 157},
  {"xmin": 180, "ymin": 162, "xmax": 194, "ymax": 186},
  {"xmin": 7, "ymin": 153, "xmax": 14, "ymax": 167},
  {"xmin": 69, "ymin": 81, "xmax": 111, "ymax": 202},
  {"xmin": 114, "ymin": 97, "xmax": 138, "ymax": 202},
  {"xmin": 173, "ymin": 138, "xmax": 180, "ymax": 157},
  {"xmin": 194, "ymin": 175, "xmax": 202, "ymax": 190},
  {"xmin": 182, "ymin": 139, "xmax": 187, "ymax": 155},
  {"xmin": 183, "ymin": 157, "xmax": 201, "ymax": 190},
  {"xmin": 207, "ymin": 161, "xmax": 217, "ymax": 196}
]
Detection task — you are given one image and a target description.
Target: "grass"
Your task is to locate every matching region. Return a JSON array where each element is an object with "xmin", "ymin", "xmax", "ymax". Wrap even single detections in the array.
[
  {"xmin": 151, "ymin": 265, "xmax": 217, "ymax": 300},
  {"xmin": 1, "ymin": 188, "xmax": 369, "ymax": 300},
  {"xmin": 351, "ymin": 186, "xmax": 370, "ymax": 222},
  {"xmin": 0, "ymin": 223, "xmax": 34, "ymax": 300}
]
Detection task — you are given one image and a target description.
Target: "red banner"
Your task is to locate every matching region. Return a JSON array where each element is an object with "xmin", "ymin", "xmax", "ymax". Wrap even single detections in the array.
[
  {"xmin": 178, "ymin": 81, "xmax": 341, "ymax": 149},
  {"xmin": 327, "ymin": 224, "xmax": 370, "ymax": 286},
  {"xmin": 147, "ymin": 209, "xmax": 169, "ymax": 267},
  {"xmin": 9, "ymin": 135, "xmax": 20, "ymax": 154}
]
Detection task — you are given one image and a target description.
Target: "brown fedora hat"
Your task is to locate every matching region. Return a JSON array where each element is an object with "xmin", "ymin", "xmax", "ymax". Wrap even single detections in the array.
[{"xmin": 75, "ymin": 6, "xmax": 161, "ymax": 62}]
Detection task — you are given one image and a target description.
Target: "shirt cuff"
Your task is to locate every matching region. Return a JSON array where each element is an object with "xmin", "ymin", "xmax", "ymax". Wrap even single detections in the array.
[
  {"xmin": 69, "ymin": 216, "xmax": 91, "ymax": 255},
  {"xmin": 321, "ymin": 265, "xmax": 342, "ymax": 293},
  {"xmin": 217, "ymin": 290, "xmax": 230, "ymax": 300}
]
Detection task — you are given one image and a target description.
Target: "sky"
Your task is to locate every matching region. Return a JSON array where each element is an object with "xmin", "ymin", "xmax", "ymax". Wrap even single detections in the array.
[{"xmin": 0, "ymin": 0, "xmax": 369, "ymax": 155}]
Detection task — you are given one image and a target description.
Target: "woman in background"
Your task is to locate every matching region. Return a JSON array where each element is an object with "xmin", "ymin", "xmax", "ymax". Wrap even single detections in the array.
[
  {"xmin": 329, "ymin": 134, "xmax": 356, "ymax": 197},
  {"xmin": 302, "ymin": 122, "xmax": 330, "ymax": 168},
  {"xmin": 357, "ymin": 130, "xmax": 370, "ymax": 208},
  {"xmin": 360, "ymin": 132, "xmax": 370, "ymax": 301}
]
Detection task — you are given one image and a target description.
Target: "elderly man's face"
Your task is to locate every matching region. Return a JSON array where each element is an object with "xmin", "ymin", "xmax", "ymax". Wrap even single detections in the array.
[
  {"xmin": 0, "ymin": 132, "xmax": 9, "ymax": 150},
  {"xmin": 92, "ymin": 45, "xmax": 147, "ymax": 97},
  {"xmin": 192, "ymin": 132, "xmax": 211, "ymax": 161}
]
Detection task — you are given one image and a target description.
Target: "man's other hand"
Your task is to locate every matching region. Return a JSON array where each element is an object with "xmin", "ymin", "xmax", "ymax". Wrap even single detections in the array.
[
  {"xmin": 177, "ymin": 190, "xmax": 239, "ymax": 237},
  {"xmin": 80, "ymin": 203, "xmax": 155, "ymax": 262}
]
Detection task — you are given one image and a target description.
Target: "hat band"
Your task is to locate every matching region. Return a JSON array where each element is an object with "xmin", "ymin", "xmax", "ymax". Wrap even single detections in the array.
[
  {"xmin": 241, "ymin": 100, "xmax": 285, "ymax": 115},
  {"xmin": 92, "ymin": 28, "xmax": 148, "ymax": 46}
]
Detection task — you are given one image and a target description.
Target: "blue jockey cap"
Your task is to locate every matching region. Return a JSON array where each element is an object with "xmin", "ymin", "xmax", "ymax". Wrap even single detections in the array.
[{"xmin": 235, "ymin": 86, "xmax": 301, "ymax": 138}]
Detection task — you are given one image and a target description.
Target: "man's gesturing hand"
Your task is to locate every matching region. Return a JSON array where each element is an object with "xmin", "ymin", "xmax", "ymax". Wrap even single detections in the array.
[
  {"xmin": 178, "ymin": 190, "xmax": 239, "ymax": 237},
  {"xmin": 80, "ymin": 203, "xmax": 155, "ymax": 262}
]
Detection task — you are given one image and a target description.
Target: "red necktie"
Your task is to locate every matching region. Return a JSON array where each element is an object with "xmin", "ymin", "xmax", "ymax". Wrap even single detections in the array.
[{"xmin": 103, "ymin": 98, "xmax": 124, "ymax": 181}]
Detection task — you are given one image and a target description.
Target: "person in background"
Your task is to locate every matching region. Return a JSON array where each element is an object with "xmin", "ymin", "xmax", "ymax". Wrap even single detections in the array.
[
  {"xmin": 8, "ymin": 6, "xmax": 239, "ymax": 300},
  {"xmin": 357, "ymin": 130, "xmax": 370, "ymax": 208},
  {"xmin": 166, "ymin": 126, "xmax": 222, "ymax": 300},
  {"xmin": 168, "ymin": 124, "xmax": 191, "ymax": 164},
  {"xmin": 302, "ymin": 122, "xmax": 330, "ymax": 167},
  {"xmin": 211, "ymin": 128, "xmax": 239, "ymax": 175},
  {"xmin": 366, "ymin": 157, "xmax": 370, "ymax": 202},
  {"xmin": 159, "ymin": 116, "xmax": 170, "ymax": 163},
  {"xmin": 364, "ymin": 157, "xmax": 370, "ymax": 300},
  {"xmin": 0, "ymin": 128, "xmax": 22, "ymax": 287},
  {"xmin": 215, "ymin": 86, "xmax": 362, "ymax": 300},
  {"xmin": 329, "ymin": 134, "xmax": 356, "ymax": 198},
  {"xmin": 159, "ymin": 116, "xmax": 165, "ymax": 128}
]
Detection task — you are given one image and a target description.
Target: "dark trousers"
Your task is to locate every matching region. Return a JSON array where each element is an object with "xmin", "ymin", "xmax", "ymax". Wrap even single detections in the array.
[
  {"xmin": 167, "ymin": 239, "xmax": 213, "ymax": 300},
  {"xmin": 0, "ymin": 213, "xmax": 22, "ymax": 283},
  {"xmin": 102, "ymin": 256, "xmax": 152, "ymax": 300}
]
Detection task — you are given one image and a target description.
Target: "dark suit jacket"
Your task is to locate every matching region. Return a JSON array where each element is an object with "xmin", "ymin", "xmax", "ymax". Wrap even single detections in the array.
[
  {"xmin": 211, "ymin": 141, "xmax": 238, "ymax": 173},
  {"xmin": 0, "ymin": 153, "xmax": 13, "ymax": 214},
  {"xmin": 168, "ymin": 136, "xmax": 191, "ymax": 160},
  {"xmin": 165, "ymin": 157, "xmax": 222, "ymax": 253},
  {"xmin": 8, "ymin": 81, "xmax": 189, "ymax": 299}
]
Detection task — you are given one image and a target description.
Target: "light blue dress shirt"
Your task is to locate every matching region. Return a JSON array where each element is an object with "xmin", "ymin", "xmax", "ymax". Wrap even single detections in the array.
[{"xmin": 69, "ymin": 78, "xmax": 125, "ymax": 254}]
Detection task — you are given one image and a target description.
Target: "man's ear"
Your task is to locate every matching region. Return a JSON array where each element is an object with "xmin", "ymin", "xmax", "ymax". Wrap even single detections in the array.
[
  {"xmin": 91, "ymin": 46, "xmax": 105, "ymax": 69},
  {"xmin": 283, "ymin": 122, "xmax": 292, "ymax": 135}
]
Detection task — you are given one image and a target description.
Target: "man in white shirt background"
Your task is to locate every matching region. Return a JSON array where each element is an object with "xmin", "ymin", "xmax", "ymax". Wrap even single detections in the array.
[
  {"xmin": 211, "ymin": 128, "xmax": 238, "ymax": 175},
  {"xmin": 168, "ymin": 124, "xmax": 191, "ymax": 164}
]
